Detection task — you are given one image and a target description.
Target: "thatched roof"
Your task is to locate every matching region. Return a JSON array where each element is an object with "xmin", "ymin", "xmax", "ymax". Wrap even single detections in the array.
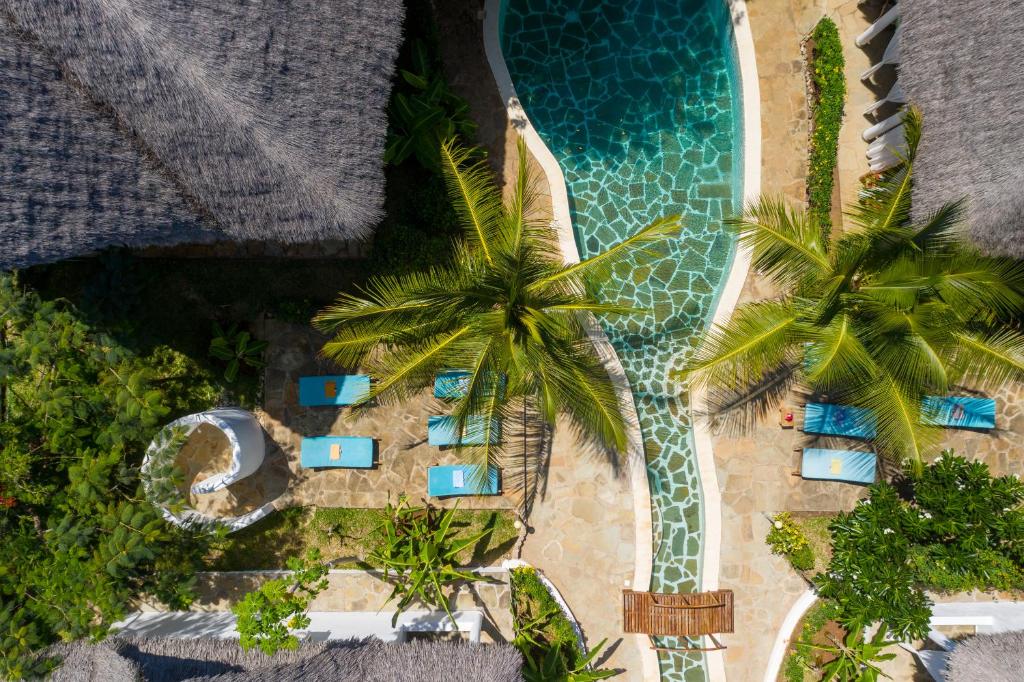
[
  {"xmin": 899, "ymin": 0, "xmax": 1024, "ymax": 257},
  {"xmin": 47, "ymin": 636, "xmax": 524, "ymax": 682},
  {"xmin": 946, "ymin": 631, "xmax": 1024, "ymax": 682},
  {"xmin": 0, "ymin": 0, "xmax": 404, "ymax": 270}
]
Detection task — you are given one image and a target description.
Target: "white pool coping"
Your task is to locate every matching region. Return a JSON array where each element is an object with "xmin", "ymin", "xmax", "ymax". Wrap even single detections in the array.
[
  {"xmin": 700, "ymin": 2, "xmax": 761, "ymax": 681},
  {"xmin": 483, "ymin": 2, "xmax": 760, "ymax": 680},
  {"xmin": 481, "ymin": 3, "xmax": 658, "ymax": 679},
  {"xmin": 763, "ymin": 589, "xmax": 818, "ymax": 682}
]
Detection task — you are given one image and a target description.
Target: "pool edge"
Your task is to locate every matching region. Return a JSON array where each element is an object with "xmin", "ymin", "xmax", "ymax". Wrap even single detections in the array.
[{"xmin": 481, "ymin": 2, "xmax": 660, "ymax": 680}]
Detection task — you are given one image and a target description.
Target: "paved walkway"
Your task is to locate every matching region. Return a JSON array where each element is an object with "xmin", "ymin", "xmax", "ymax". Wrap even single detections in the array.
[{"xmin": 522, "ymin": 416, "xmax": 646, "ymax": 678}]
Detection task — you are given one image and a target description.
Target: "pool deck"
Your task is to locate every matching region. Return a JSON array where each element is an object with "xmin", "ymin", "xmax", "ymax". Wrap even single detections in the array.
[{"xmin": 721, "ymin": 2, "xmax": 1024, "ymax": 681}]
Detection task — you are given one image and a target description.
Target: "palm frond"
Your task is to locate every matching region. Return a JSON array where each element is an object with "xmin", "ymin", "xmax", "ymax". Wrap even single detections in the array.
[
  {"xmin": 855, "ymin": 372, "xmax": 937, "ymax": 472},
  {"xmin": 439, "ymin": 138, "xmax": 503, "ymax": 265},
  {"xmin": 802, "ymin": 313, "xmax": 875, "ymax": 390},
  {"xmin": 678, "ymin": 300, "xmax": 802, "ymax": 391},
  {"xmin": 846, "ymin": 107, "xmax": 921, "ymax": 234},
  {"xmin": 952, "ymin": 330, "xmax": 1024, "ymax": 390},
  {"xmin": 525, "ymin": 215, "xmax": 680, "ymax": 293},
  {"xmin": 363, "ymin": 326, "xmax": 474, "ymax": 405},
  {"xmin": 726, "ymin": 195, "xmax": 830, "ymax": 287}
]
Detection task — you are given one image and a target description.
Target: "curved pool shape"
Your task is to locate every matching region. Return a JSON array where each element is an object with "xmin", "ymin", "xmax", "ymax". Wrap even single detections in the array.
[{"xmin": 500, "ymin": 1, "xmax": 742, "ymax": 679}]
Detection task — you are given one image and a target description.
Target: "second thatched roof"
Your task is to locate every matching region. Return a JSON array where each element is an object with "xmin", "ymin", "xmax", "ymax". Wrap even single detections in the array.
[
  {"xmin": 945, "ymin": 630, "xmax": 1024, "ymax": 682},
  {"xmin": 48, "ymin": 636, "xmax": 524, "ymax": 682},
  {"xmin": 899, "ymin": 0, "xmax": 1024, "ymax": 257},
  {"xmin": 0, "ymin": 0, "xmax": 404, "ymax": 269}
]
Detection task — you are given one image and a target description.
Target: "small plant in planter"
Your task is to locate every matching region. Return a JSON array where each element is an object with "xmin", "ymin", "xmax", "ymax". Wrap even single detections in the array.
[
  {"xmin": 208, "ymin": 322, "xmax": 268, "ymax": 382},
  {"xmin": 767, "ymin": 512, "xmax": 815, "ymax": 571}
]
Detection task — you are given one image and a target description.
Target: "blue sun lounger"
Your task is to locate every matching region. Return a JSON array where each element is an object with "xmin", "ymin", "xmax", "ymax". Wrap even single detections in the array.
[
  {"xmin": 803, "ymin": 403, "xmax": 877, "ymax": 439},
  {"xmin": 801, "ymin": 448, "xmax": 877, "ymax": 485},
  {"xmin": 428, "ymin": 465, "xmax": 500, "ymax": 497},
  {"xmin": 428, "ymin": 415, "xmax": 501, "ymax": 447},
  {"xmin": 300, "ymin": 436, "xmax": 375, "ymax": 469},
  {"xmin": 298, "ymin": 375, "xmax": 371, "ymax": 407},
  {"xmin": 921, "ymin": 396, "xmax": 996, "ymax": 430},
  {"xmin": 434, "ymin": 370, "xmax": 507, "ymax": 400}
]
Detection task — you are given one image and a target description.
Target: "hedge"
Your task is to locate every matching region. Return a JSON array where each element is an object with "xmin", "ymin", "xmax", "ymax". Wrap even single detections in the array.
[{"xmin": 806, "ymin": 18, "xmax": 846, "ymax": 237}]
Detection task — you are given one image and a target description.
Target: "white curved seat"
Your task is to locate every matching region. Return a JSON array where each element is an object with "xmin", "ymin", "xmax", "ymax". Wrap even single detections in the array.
[
  {"xmin": 861, "ymin": 26, "xmax": 902, "ymax": 81},
  {"xmin": 856, "ymin": 4, "xmax": 900, "ymax": 47}
]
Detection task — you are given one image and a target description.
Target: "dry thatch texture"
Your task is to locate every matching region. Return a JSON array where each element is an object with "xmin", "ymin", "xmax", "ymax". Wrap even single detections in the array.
[
  {"xmin": 0, "ymin": 0, "xmax": 404, "ymax": 269},
  {"xmin": 48, "ymin": 636, "xmax": 524, "ymax": 682},
  {"xmin": 899, "ymin": 0, "xmax": 1024, "ymax": 257},
  {"xmin": 946, "ymin": 631, "xmax": 1024, "ymax": 682}
]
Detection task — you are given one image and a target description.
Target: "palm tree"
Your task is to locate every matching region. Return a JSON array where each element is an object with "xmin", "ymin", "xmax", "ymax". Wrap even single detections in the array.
[
  {"xmin": 678, "ymin": 109, "xmax": 1024, "ymax": 471},
  {"xmin": 315, "ymin": 138, "xmax": 678, "ymax": 474}
]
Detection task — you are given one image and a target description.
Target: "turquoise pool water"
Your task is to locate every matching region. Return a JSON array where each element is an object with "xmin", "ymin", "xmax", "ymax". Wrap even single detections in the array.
[{"xmin": 500, "ymin": 1, "xmax": 742, "ymax": 679}]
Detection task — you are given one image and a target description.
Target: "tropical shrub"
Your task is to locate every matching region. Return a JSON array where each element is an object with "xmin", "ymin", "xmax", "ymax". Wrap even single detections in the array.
[
  {"xmin": 208, "ymin": 322, "xmax": 267, "ymax": 383},
  {"xmin": 679, "ymin": 110, "xmax": 1024, "ymax": 471},
  {"xmin": 806, "ymin": 17, "xmax": 846, "ymax": 236},
  {"xmin": 0, "ymin": 275, "xmax": 218, "ymax": 678},
  {"xmin": 782, "ymin": 600, "xmax": 842, "ymax": 682},
  {"xmin": 797, "ymin": 626, "xmax": 897, "ymax": 682},
  {"xmin": 369, "ymin": 497, "xmax": 492, "ymax": 625},
  {"xmin": 384, "ymin": 39, "xmax": 478, "ymax": 170},
  {"xmin": 815, "ymin": 452, "xmax": 1024, "ymax": 640},
  {"xmin": 510, "ymin": 567, "xmax": 617, "ymax": 681},
  {"xmin": 316, "ymin": 138, "xmax": 678, "ymax": 472},
  {"xmin": 233, "ymin": 549, "xmax": 329, "ymax": 656},
  {"xmin": 767, "ymin": 512, "xmax": 816, "ymax": 571}
]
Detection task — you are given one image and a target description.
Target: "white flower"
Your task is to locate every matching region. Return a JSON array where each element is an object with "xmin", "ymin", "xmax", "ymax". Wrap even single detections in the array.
[
  {"xmin": 774, "ymin": 520, "xmax": 784, "ymax": 529},
  {"xmin": 921, "ymin": 511, "xmax": 933, "ymax": 519},
  {"xmin": 883, "ymin": 528, "xmax": 894, "ymax": 535}
]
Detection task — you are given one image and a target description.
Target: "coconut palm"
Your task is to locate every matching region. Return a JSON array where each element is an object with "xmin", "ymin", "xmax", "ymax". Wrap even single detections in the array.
[
  {"xmin": 315, "ymin": 138, "xmax": 679, "ymax": 473},
  {"xmin": 679, "ymin": 108, "xmax": 1024, "ymax": 471}
]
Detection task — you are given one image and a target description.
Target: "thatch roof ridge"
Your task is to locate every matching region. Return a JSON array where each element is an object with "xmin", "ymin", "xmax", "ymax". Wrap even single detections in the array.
[
  {"xmin": 0, "ymin": 0, "xmax": 403, "ymax": 268},
  {"xmin": 47, "ymin": 636, "xmax": 524, "ymax": 682},
  {"xmin": 900, "ymin": 0, "xmax": 1024, "ymax": 257},
  {"xmin": 946, "ymin": 630, "xmax": 1024, "ymax": 682}
]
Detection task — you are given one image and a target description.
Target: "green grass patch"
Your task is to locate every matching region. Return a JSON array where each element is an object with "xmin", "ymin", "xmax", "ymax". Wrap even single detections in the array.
[
  {"xmin": 806, "ymin": 17, "xmax": 846, "ymax": 236},
  {"xmin": 791, "ymin": 513, "xmax": 835, "ymax": 576},
  {"xmin": 207, "ymin": 506, "xmax": 517, "ymax": 571}
]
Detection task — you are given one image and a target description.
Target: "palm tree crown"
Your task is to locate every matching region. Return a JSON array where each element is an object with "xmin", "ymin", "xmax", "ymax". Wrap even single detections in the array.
[
  {"xmin": 315, "ymin": 138, "xmax": 678, "ymax": 472},
  {"xmin": 680, "ymin": 109, "xmax": 1024, "ymax": 470}
]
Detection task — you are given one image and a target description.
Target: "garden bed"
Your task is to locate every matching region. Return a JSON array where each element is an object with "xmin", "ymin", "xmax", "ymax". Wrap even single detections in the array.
[{"xmin": 206, "ymin": 506, "xmax": 517, "ymax": 571}]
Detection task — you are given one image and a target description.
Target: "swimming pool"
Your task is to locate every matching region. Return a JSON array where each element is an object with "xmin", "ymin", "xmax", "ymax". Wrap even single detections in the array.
[{"xmin": 500, "ymin": 1, "xmax": 743, "ymax": 679}]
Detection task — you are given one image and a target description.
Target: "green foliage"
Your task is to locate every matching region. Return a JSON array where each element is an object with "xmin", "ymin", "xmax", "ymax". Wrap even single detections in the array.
[
  {"xmin": 815, "ymin": 452, "xmax": 1024, "ymax": 640},
  {"xmin": 385, "ymin": 39, "xmax": 478, "ymax": 170},
  {"xmin": 806, "ymin": 17, "xmax": 847, "ymax": 235},
  {"xmin": 783, "ymin": 600, "xmax": 843, "ymax": 682},
  {"xmin": 233, "ymin": 549, "xmax": 329, "ymax": 656},
  {"xmin": 370, "ymin": 169, "xmax": 462, "ymax": 274},
  {"xmin": 797, "ymin": 626, "xmax": 897, "ymax": 682},
  {"xmin": 208, "ymin": 322, "xmax": 268, "ymax": 383},
  {"xmin": 680, "ymin": 110, "xmax": 1024, "ymax": 470},
  {"xmin": 0, "ymin": 275, "xmax": 218, "ymax": 676},
  {"xmin": 317, "ymin": 138, "xmax": 679, "ymax": 472},
  {"xmin": 768, "ymin": 513, "xmax": 816, "ymax": 572},
  {"xmin": 369, "ymin": 497, "xmax": 492, "ymax": 625},
  {"xmin": 510, "ymin": 567, "xmax": 617, "ymax": 681}
]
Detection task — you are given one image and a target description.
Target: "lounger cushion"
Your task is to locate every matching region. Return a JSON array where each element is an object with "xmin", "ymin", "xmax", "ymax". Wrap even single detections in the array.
[
  {"xmin": 921, "ymin": 396, "xmax": 995, "ymax": 429},
  {"xmin": 427, "ymin": 465, "xmax": 500, "ymax": 496},
  {"xmin": 804, "ymin": 403, "xmax": 877, "ymax": 439},
  {"xmin": 802, "ymin": 448, "xmax": 877, "ymax": 485},
  {"xmin": 301, "ymin": 436, "xmax": 374, "ymax": 468},
  {"xmin": 433, "ymin": 370, "xmax": 507, "ymax": 399},
  {"xmin": 427, "ymin": 415, "xmax": 501, "ymax": 446},
  {"xmin": 298, "ymin": 375, "xmax": 371, "ymax": 406}
]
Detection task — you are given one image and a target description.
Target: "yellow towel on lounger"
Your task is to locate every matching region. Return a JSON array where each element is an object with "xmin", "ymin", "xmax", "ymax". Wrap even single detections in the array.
[
  {"xmin": 330, "ymin": 443, "xmax": 341, "ymax": 461},
  {"xmin": 830, "ymin": 458, "xmax": 843, "ymax": 474}
]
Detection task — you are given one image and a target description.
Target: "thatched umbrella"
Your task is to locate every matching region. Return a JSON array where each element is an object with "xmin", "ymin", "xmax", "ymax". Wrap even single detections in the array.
[
  {"xmin": 899, "ymin": 0, "xmax": 1024, "ymax": 258},
  {"xmin": 0, "ymin": 0, "xmax": 404, "ymax": 269},
  {"xmin": 945, "ymin": 630, "xmax": 1024, "ymax": 681},
  {"xmin": 48, "ymin": 636, "xmax": 524, "ymax": 682}
]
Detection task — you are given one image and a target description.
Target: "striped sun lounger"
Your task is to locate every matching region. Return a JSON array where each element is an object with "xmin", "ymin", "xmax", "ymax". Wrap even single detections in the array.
[
  {"xmin": 921, "ymin": 396, "xmax": 996, "ymax": 430},
  {"xmin": 300, "ymin": 436, "xmax": 375, "ymax": 469},
  {"xmin": 427, "ymin": 415, "xmax": 501, "ymax": 447},
  {"xmin": 803, "ymin": 403, "xmax": 877, "ymax": 439},
  {"xmin": 428, "ymin": 465, "xmax": 500, "ymax": 497},
  {"xmin": 801, "ymin": 448, "xmax": 877, "ymax": 485},
  {"xmin": 298, "ymin": 375, "xmax": 371, "ymax": 407}
]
